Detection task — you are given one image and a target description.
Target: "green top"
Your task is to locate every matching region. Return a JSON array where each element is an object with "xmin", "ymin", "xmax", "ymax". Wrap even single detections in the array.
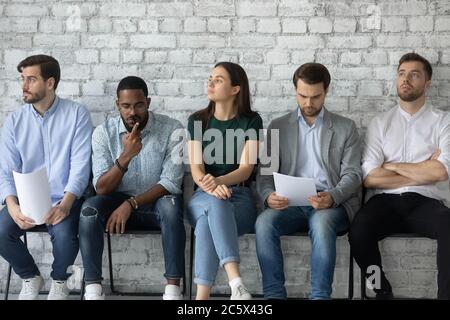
[{"xmin": 188, "ymin": 113, "xmax": 263, "ymax": 177}]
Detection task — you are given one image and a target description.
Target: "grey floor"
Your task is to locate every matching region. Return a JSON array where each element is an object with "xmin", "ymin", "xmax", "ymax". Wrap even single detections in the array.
[{"xmin": 4, "ymin": 292, "xmax": 264, "ymax": 300}]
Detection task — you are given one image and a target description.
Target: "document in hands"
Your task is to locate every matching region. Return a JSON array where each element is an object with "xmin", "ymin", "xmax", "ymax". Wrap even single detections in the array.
[
  {"xmin": 13, "ymin": 167, "xmax": 52, "ymax": 225},
  {"xmin": 273, "ymin": 172, "xmax": 317, "ymax": 206}
]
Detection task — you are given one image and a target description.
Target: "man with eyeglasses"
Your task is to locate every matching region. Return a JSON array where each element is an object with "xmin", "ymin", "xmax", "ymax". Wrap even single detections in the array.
[
  {"xmin": 0, "ymin": 54, "xmax": 93, "ymax": 300},
  {"xmin": 350, "ymin": 52, "xmax": 450, "ymax": 299},
  {"xmin": 78, "ymin": 76, "xmax": 186, "ymax": 300}
]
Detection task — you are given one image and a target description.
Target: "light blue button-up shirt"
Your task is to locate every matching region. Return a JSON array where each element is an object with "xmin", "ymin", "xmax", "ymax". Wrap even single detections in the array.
[
  {"xmin": 0, "ymin": 96, "xmax": 93, "ymax": 204},
  {"xmin": 91, "ymin": 111, "xmax": 184, "ymax": 196},
  {"xmin": 295, "ymin": 107, "xmax": 329, "ymax": 191}
]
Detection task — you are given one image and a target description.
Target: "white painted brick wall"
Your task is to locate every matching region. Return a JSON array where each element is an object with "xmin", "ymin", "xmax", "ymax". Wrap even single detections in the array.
[
  {"xmin": 39, "ymin": 18, "xmax": 64, "ymax": 34},
  {"xmin": 309, "ymin": 17, "xmax": 333, "ymax": 34},
  {"xmin": 409, "ymin": 16, "xmax": 434, "ymax": 32},
  {"xmin": 340, "ymin": 52, "xmax": 362, "ymax": 65},
  {"xmin": 1, "ymin": 0, "xmax": 449, "ymax": 299},
  {"xmin": 257, "ymin": 18, "xmax": 281, "ymax": 34},
  {"xmin": 160, "ymin": 18, "xmax": 182, "ymax": 33},
  {"xmin": 334, "ymin": 18, "xmax": 357, "ymax": 33},
  {"xmin": 113, "ymin": 19, "xmax": 138, "ymax": 33},
  {"xmin": 89, "ymin": 18, "xmax": 113, "ymax": 33},
  {"xmin": 236, "ymin": 0, "xmax": 276, "ymax": 17},
  {"xmin": 138, "ymin": 19, "xmax": 158, "ymax": 33},
  {"xmin": 382, "ymin": 17, "xmax": 407, "ymax": 32},
  {"xmin": 282, "ymin": 19, "xmax": 307, "ymax": 34},
  {"xmin": 208, "ymin": 18, "xmax": 232, "ymax": 33}
]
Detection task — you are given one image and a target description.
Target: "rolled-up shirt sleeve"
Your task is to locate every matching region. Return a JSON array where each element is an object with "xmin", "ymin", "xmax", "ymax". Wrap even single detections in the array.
[
  {"xmin": 91, "ymin": 125, "xmax": 114, "ymax": 191},
  {"xmin": 0, "ymin": 115, "xmax": 21, "ymax": 204},
  {"xmin": 64, "ymin": 107, "xmax": 93, "ymax": 197},
  {"xmin": 361, "ymin": 117, "xmax": 384, "ymax": 179},
  {"xmin": 158, "ymin": 120, "xmax": 185, "ymax": 195},
  {"xmin": 436, "ymin": 114, "xmax": 450, "ymax": 175}
]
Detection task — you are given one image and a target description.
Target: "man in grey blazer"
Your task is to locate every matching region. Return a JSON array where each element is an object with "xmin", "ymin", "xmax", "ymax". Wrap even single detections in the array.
[{"xmin": 256, "ymin": 63, "xmax": 362, "ymax": 300}]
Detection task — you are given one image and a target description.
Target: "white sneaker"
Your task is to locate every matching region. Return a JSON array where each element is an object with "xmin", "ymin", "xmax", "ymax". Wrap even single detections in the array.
[
  {"xmin": 47, "ymin": 279, "xmax": 70, "ymax": 300},
  {"xmin": 84, "ymin": 283, "xmax": 105, "ymax": 300},
  {"xmin": 163, "ymin": 284, "xmax": 183, "ymax": 300},
  {"xmin": 19, "ymin": 275, "xmax": 44, "ymax": 300},
  {"xmin": 230, "ymin": 283, "xmax": 252, "ymax": 300}
]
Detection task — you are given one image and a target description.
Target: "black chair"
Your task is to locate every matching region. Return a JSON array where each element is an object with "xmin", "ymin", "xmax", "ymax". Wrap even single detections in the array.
[
  {"xmin": 81, "ymin": 229, "xmax": 186, "ymax": 298},
  {"xmin": 3, "ymin": 225, "xmax": 83, "ymax": 300},
  {"xmin": 358, "ymin": 233, "xmax": 427, "ymax": 300},
  {"xmin": 188, "ymin": 228, "xmax": 354, "ymax": 300}
]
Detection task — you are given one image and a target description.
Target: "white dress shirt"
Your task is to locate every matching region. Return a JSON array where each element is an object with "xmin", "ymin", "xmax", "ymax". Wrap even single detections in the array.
[{"xmin": 362, "ymin": 103, "xmax": 450, "ymax": 206}]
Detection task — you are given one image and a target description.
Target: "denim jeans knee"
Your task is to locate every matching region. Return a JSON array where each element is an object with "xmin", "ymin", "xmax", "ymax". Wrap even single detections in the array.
[
  {"xmin": 154, "ymin": 194, "xmax": 186, "ymax": 280},
  {"xmin": 188, "ymin": 188, "xmax": 256, "ymax": 286}
]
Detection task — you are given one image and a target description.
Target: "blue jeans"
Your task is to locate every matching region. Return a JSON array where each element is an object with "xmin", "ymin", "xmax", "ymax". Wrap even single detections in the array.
[
  {"xmin": 255, "ymin": 205, "xmax": 349, "ymax": 299},
  {"xmin": 187, "ymin": 186, "xmax": 257, "ymax": 287},
  {"xmin": 79, "ymin": 192, "xmax": 185, "ymax": 282},
  {"xmin": 0, "ymin": 199, "xmax": 83, "ymax": 281}
]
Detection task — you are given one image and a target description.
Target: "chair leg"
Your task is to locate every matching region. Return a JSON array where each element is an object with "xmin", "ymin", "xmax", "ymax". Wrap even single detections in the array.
[
  {"xmin": 181, "ymin": 270, "xmax": 186, "ymax": 296},
  {"xmin": 80, "ymin": 272, "xmax": 85, "ymax": 300},
  {"xmin": 107, "ymin": 232, "xmax": 117, "ymax": 294},
  {"xmin": 189, "ymin": 227, "xmax": 195, "ymax": 300},
  {"xmin": 4, "ymin": 264, "xmax": 12, "ymax": 300},
  {"xmin": 360, "ymin": 266, "xmax": 366, "ymax": 300},
  {"xmin": 348, "ymin": 247, "xmax": 354, "ymax": 300}
]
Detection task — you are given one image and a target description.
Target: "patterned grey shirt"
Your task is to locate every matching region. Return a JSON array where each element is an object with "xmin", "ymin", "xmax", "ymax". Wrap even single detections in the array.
[{"xmin": 92, "ymin": 111, "xmax": 184, "ymax": 196}]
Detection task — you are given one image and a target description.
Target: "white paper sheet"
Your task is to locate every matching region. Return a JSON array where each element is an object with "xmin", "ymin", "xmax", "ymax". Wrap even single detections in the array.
[
  {"xmin": 13, "ymin": 167, "xmax": 51, "ymax": 225},
  {"xmin": 273, "ymin": 172, "xmax": 317, "ymax": 206}
]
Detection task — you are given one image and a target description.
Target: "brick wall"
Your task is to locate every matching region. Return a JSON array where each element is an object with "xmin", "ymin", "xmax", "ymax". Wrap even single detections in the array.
[{"xmin": 0, "ymin": 0, "xmax": 448, "ymax": 298}]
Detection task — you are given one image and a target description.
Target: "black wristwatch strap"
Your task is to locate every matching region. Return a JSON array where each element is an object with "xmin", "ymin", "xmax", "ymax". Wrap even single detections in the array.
[{"xmin": 115, "ymin": 158, "xmax": 128, "ymax": 173}]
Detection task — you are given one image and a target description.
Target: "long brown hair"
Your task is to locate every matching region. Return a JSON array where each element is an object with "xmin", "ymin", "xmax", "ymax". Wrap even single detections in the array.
[{"xmin": 190, "ymin": 61, "xmax": 257, "ymax": 130}]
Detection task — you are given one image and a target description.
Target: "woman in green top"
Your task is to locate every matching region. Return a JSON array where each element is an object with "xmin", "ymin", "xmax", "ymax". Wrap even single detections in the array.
[{"xmin": 187, "ymin": 62, "xmax": 263, "ymax": 300}]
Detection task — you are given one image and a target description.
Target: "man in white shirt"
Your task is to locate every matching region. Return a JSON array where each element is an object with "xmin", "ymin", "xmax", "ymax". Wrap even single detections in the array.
[{"xmin": 349, "ymin": 52, "xmax": 450, "ymax": 299}]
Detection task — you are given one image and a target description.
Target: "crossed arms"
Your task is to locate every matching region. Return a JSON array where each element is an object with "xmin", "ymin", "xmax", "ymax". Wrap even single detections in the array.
[{"xmin": 364, "ymin": 150, "xmax": 448, "ymax": 189}]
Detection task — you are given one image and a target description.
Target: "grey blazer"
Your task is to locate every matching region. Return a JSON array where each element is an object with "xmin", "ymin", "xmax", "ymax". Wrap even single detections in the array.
[{"xmin": 257, "ymin": 108, "xmax": 362, "ymax": 222}]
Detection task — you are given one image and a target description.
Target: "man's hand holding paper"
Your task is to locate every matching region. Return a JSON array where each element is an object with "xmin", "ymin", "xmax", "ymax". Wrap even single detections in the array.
[
  {"xmin": 5, "ymin": 197, "xmax": 35, "ymax": 230},
  {"xmin": 267, "ymin": 192, "xmax": 289, "ymax": 210},
  {"xmin": 307, "ymin": 191, "xmax": 334, "ymax": 210},
  {"xmin": 13, "ymin": 167, "xmax": 52, "ymax": 226},
  {"xmin": 273, "ymin": 172, "xmax": 318, "ymax": 207}
]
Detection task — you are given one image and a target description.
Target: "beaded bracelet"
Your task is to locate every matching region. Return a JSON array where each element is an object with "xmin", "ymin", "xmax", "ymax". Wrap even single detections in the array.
[{"xmin": 128, "ymin": 196, "xmax": 139, "ymax": 210}]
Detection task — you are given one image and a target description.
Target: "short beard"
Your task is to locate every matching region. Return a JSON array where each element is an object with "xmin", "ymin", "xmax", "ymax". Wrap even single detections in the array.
[
  {"xmin": 23, "ymin": 91, "xmax": 45, "ymax": 104},
  {"xmin": 300, "ymin": 107, "xmax": 321, "ymax": 118},
  {"xmin": 397, "ymin": 88, "xmax": 425, "ymax": 102},
  {"xmin": 120, "ymin": 113, "xmax": 149, "ymax": 132}
]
